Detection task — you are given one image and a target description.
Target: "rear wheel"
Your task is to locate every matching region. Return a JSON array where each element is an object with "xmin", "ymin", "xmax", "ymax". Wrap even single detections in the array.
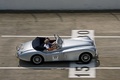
[
  {"xmin": 79, "ymin": 53, "xmax": 92, "ymax": 64},
  {"xmin": 31, "ymin": 55, "xmax": 44, "ymax": 65}
]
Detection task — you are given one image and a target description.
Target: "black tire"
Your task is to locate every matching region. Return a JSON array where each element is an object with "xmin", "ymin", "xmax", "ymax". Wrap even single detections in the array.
[
  {"xmin": 31, "ymin": 55, "xmax": 44, "ymax": 65},
  {"xmin": 79, "ymin": 53, "xmax": 92, "ymax": 64}
]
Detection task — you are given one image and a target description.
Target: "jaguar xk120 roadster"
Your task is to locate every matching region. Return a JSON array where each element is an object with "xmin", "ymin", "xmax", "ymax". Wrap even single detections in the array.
[{"xmin": 16, "ymin": 34, "xmax": 98, "ymax": 65}]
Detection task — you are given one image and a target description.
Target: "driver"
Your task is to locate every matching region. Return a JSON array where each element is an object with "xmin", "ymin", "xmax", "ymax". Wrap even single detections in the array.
[{"xmin": 44, "ymin": 38, "xmax": 57, "ymax": 51}]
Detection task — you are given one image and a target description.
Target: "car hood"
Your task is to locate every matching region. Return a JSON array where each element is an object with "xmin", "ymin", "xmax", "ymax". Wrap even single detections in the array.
[
  {"xmin": 20, "ymin": 41, "xmax": 34, "ymax": 51},
  {"xmin": 62, "ymin": 39, "xmax": 92, "ymax": 48}
]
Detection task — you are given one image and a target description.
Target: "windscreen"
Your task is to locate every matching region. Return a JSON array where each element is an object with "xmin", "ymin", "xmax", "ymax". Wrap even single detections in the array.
[{"xmin": 56, "ymin": 35, "xmax": 63, "ymax": 49}]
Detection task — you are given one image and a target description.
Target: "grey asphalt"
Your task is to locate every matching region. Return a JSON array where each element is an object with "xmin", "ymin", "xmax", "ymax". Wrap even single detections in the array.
[{"xmin": 0, "ymin": 13, "xmax": 120, "ymax": 80}]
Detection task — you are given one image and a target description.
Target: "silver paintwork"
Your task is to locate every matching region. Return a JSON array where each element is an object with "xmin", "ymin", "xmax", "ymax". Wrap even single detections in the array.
[{"xmin": 16, "ymin": 35, "xmax": 98, "ymax": 62}]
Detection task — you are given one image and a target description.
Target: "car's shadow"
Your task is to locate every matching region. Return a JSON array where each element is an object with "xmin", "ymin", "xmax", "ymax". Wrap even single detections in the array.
[
  {"xmin": 19, "ymin": 60, "xmax": 70, "ymax": 67},
  {"xmin": 18, "ymin": 58, "xmax": 100, "ymax": 68}
]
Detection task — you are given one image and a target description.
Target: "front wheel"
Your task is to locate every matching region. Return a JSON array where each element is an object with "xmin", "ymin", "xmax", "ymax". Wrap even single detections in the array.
[
  {"xmin": 79, "ymin": 53, "xmax": 92, "ymax": 64},
  {"xmin": 31, "ymin": 55, "xmax": 44, "ymax": 65}
]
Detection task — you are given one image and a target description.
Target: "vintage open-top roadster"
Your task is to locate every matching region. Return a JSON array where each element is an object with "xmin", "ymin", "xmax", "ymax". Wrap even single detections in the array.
[{"xmin": 16, "ymin": 34, "xmax": 98, "ymax": 65}]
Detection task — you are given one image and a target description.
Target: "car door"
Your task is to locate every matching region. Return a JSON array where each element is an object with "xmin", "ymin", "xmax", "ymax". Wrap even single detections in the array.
[{"xmin": 43, "ymin": 50, "xmax": 64, "ymax": 61}]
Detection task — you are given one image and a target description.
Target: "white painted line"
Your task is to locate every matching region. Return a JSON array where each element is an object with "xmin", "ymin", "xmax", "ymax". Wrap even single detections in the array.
[
  {"xmin": 96, "ymin": 67, "xmax": 120, "ymax": 69},
  {"xmin": 1, "ymin": 35, "xmax": 70, "ymax": 38},
  {"xmin": 1, "ymin": 35, "xmax": 120, "ymax": 38},
  {"xmin": 0, "ymin": 67, "xmax": 67, "ymax": 70},
  {"xmin": 0, "ymin": 67, "xmax": 119, "ymax": 70},
  {"xmin": 95, "ymin": 36, "xmax": 120, "ymax": 38}
]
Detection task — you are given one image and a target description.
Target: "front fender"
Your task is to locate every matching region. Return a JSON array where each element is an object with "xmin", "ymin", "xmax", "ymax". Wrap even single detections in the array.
[
  {"xmin": 18, "ymin": 51, "xmax": 45, "ymax": 61},
  {"xmin": 63, "ymin": 48, "xmax": 96, "ymax": 61}
]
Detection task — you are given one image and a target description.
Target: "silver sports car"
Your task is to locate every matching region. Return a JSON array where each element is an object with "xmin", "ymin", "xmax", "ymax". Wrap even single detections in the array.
[{"xmin": 16, "ymin": 34, "xmax": 98, "ymax": 65}]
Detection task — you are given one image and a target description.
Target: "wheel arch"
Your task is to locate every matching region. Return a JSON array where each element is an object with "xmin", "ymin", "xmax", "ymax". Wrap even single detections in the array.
[
  {"xmin": 79, "ymin": 52, "xmax": 93, "ymax": 59},
  {"xmin": 78, "ymin": 49, "xmax": 96, "ymax": 58}
]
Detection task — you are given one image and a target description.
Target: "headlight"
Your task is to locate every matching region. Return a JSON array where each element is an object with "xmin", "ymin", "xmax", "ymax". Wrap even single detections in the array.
[
  {"xmin": 20, "ymin": 45, "xmax": 24, "ymax": 50},
  {"xmin": 16, "ymin": 45, "xmax": 20, "ymax": 51},
  {"xmin": 16, "ymin": 44, "xmax": 24, "ymax": 51},
  {"xmin": 20, "ymin": 51, "xmax": 23, "ymax": 54}
]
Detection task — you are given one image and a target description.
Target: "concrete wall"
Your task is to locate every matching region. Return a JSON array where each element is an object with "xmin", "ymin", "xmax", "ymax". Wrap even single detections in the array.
[{"xmin": 0, "ymin": 0, "xmax": 120, "ymax": 10}]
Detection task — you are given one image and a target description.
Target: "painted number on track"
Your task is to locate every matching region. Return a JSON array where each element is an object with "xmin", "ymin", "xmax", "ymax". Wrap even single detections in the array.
[{"xmin": 69, "ymin": 61, "xmax": 96, "ymax": 78}]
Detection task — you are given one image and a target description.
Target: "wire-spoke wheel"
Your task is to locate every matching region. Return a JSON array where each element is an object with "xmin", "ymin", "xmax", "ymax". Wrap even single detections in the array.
[
  {"xmin": 79, "ymin": 53, "xmax": 92, "ymax": 64},
  {"xmin": 31, "ymin": 55, "xmax": 44, "ymax": 65}
]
